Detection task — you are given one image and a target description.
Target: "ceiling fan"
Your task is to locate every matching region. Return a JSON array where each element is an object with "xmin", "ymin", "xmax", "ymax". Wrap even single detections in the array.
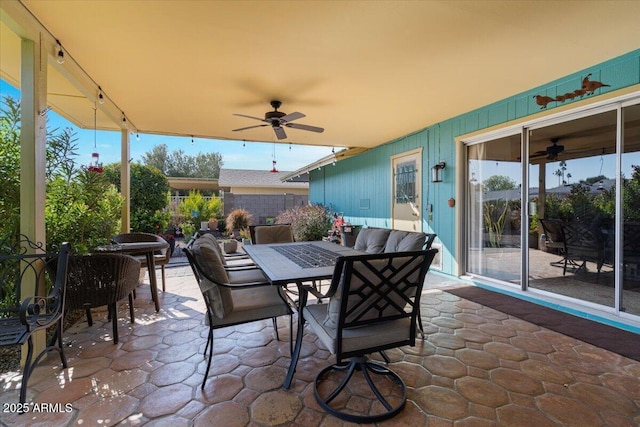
[
  {"xmin": 232, "ymin": 100, "xmax": 324, "ymax": 140},
  {"xmin": 531, "ymin": 138, "xmax": 565, "ymax": 161}
]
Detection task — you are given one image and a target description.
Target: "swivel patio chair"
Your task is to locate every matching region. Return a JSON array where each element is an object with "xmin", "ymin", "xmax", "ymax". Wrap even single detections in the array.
[
  {"xmin": 184, "ymin": 236, "xmax": 292, "ymax": 389},
  {"xmin": 289, "ymin": 249, "xmax": 437, "ymax": 422},
  {"xmin": 0, "ymin": 235, "xmax": 71, "ymax": 405},
  {"xmin": 539, "ymin": 218, "xmax": 567, "ymax": 267},
  {"xmin": 112, "ymin": 232, "xmax": 170, "ymax": 291},
  {"xmin": 63, "ymin": 253, "xmax": 141, "ymax": 344},
  {"xmin": 561, "ymin": 221, "xmax": 606, "ymax": 276}
]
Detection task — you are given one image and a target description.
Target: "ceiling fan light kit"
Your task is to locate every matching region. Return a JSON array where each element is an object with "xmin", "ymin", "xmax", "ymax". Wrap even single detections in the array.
[{"xmin": 233, "ymin": 100, "xmax": 324, "ymax": 140}]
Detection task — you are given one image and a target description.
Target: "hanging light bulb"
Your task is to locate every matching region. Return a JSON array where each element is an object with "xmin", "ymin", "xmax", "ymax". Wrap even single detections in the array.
[
  {"xmin": 98, "ymin": 87, "xmax": 104, "ymax": 105},
  {"xmin": 289, "ymin": 142, "xmax": 292, "ymax": 151},
  {"xmin": 136, "ymin": 133, "xmax": 140, "ymax": 141},
  {"xmin": 191, "ymin": 136, "xmax": 194, "ymax": 145},
  {"xmin": 55, "ymin": 41, "xmax": 64, "ymax": 64}
]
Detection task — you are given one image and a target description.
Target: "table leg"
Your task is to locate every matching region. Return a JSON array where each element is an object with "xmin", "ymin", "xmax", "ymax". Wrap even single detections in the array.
[
  {"xmin": 146, "ymin": 252, "xmax": 160, "ymax": 312},
  {"xmin": 283, "ymin": 281, "xmax": 307, "ymax": 389}
]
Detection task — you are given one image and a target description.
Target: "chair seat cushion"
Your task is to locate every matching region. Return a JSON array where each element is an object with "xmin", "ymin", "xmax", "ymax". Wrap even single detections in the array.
[
  {"xmin": 384, "ymin": 230, "xmax": 427, "ymax": 252},
  {"xmin": 209, "ymin": 285, "xmax": 290, "ymax": 327},
  {"xmin": 353, "ymin": 228, "xmax": 391, "ymax": 254},
  {"xmin": 227, "ymin": 268, "xmax": 269, "ymax": 284},
  {"xmin": 304, "ymin": 303, "xmax": 411, "ymax": 354}
]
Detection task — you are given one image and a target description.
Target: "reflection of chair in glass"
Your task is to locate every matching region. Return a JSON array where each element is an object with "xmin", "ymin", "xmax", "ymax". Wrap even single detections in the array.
[
  {"xmin": 0, "ymin": 236, "xmax": 71, "ymax": 405},
  {"xmin": 561, "ymin": 222, "xmax": 605, "ymax": 275},
  {"xmin": 623, "ymin": 222, "xmax": 640, "ymax": 279},
  {"xmin": 538, "ymin": 218, "xmax": 567, "ymax": 267},
  {"xmin": 289, "ymin": 249, "xmax": 437, "ymax": 422},
  {"xmin": 183, "ymin": 237, "xmax": 292, "ymax": 389}
]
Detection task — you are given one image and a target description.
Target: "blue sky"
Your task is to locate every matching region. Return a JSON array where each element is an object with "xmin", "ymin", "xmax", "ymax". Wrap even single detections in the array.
[{"xmin": 0, "ymin": 79, "xmax": 337, "ymax": 172}]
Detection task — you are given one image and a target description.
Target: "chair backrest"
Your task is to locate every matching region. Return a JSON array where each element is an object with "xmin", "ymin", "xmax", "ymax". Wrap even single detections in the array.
[
  {"xmin": 183, "ymin": 237, "xmax": 234, "ymax": 319},
  {"xmin": 112, "ymin": 232, "xmax": 169, "ymax": 257},
  {"xmin": 326, "ymin": 249, "xmax": 437, "ymax": 358},
  {"xmin": 63, "ymin": 253, "xmax": 140, "ymax": 310},
  {"xmin": 539, "ymin": 219, "xmax": 565, "ymax": 244},
  {"xmin": 250, "ymin": 224, "xmax": 294, "ymax": 244},
  {"xmin": 0, "ymin": 234, "xmax": 71, "ymax": 330},
  {"xmin": 561, "ymin": 221, "xmax": 605, "ymax": 258}
]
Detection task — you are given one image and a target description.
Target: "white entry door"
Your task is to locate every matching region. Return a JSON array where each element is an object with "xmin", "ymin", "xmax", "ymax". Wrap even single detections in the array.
[{"xmin": 391, "ymin": 149, "xmax": 422, "ymax": 231}]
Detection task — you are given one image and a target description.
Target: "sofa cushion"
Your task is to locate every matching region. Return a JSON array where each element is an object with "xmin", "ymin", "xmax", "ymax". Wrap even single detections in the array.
[
  {"xmin": 384, "ymin": 230, "xmax": 427, "ymax": 252},
  {"xmin": 353, "ymin": 228, "xmax": 390, "ymax": 253}
]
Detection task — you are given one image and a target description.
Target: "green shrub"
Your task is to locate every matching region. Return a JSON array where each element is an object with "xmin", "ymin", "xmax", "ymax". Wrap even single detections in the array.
[
  {"xmin": 103, "ymin": 162, "xmax": 170, "ymax": 233},
  {"xmin": 178, "ymin": 190, "xmax": 223, "ymax": 231},
  {"xmin": 276, "ymin": 204, "xmax": 331, "ymax": 242},
  {"xmin": 46, "ymin": 170, "xmax": 123, "ymax": 254}
]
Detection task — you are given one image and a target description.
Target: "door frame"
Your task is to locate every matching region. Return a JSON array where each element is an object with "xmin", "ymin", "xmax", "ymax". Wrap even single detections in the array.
[{"xmin": 390, "ymin": 148, "xmax": 423, "ymax": 231}]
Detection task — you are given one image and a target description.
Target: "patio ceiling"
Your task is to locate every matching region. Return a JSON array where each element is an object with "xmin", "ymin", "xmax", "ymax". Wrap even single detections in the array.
[{"xmin": 1, "ymin": 1, "xmax": 639, "ymax": 151}]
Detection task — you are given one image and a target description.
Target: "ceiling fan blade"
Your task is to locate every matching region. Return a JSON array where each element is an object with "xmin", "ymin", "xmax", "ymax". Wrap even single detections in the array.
[
  {"xmin": 233, "ymin": 113, "xmax": 266, "ymax": 122},
  {"xmin": 280, "ymin": 112, "xmax": 305, "ymax": 123},
  {"xmin": 273, "ymin": 126, "xmax": 287, "ymax": 140},
  {"xmin": 285, "ymin": 123, "xmax": 324, "ymax": 133},
  {"xmin": 232, "ymin": 124, "xmax": 268, "ymax": 132}
]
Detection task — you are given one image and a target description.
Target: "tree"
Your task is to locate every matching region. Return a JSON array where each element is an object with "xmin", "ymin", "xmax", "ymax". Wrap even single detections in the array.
[
  {"xmin": 103, "ymin": 163, "xmax": 171, "ymax": 233},
  {"xmin": 141, "ymin": 144, "xmax": 223, "ymax": 179},
  {"xmin": 1, "ymin": 94, "xmax": 123, "ymax": 253},
  {"xmin": 483, "ymin": 175, "xmax": 517, "ymax": 192}
]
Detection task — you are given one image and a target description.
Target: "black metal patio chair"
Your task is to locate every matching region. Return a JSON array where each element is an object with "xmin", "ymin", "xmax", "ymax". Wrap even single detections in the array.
[{"xmin": 0, "ymin": 235, "xmax": 71, "ymax": 405}]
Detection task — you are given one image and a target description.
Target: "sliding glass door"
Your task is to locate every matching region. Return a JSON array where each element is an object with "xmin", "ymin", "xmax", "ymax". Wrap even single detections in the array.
[{"xmin": 465, "ymin": 96, "xmax": 640, "ymax": 321}]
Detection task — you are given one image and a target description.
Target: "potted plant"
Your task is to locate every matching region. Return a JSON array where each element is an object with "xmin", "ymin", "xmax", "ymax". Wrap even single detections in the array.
[
  {"xmin": 225, "ymin": 208, "xmax": 252, "ymax": 240},
  {"xmin": 222, "ymin": 238, "xmax": 238, "ymax": 253},
  {"xmin": 208, "ymin": 217, "xmax": 218, "ymax": 231}
]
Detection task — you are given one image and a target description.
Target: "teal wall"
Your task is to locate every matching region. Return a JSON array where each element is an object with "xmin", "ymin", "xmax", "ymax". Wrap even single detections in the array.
[{"xmin": 310, "ymin": 49, "xmax": 640, "ymax": 276}]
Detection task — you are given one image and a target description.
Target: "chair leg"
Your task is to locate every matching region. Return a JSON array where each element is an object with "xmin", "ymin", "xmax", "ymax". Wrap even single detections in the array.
[
  {"xmin": 161, "ymin": 265, "xmax": 166, "ymax": 292},
  {"xmin": 202, "ymin": 327, "xmax": 214, "ymax": 389},
  {"xmin": 314, "ymin": 357, "xmax": 407, "ymax": 423},
  {"xmin": 109, "ymin": 303, "xmax": 119, "ymax": 344},
  {"xmin": 86, "ymin": 308, "xmax": 93, "ymax": 326},
  {"xmin": 417, "ymin": 311, "xmax": 425, "ymax": 339},
  {"xmin": 128, "ymin": 293, "xmax": 135, "ymax": 323},
  {"xmin": 19, "ymin": 336, "xmax": 35, "ymax": 405},
  {"xmin": 272, "ymin": 317, "xmax": 280, "ymax": 341}
]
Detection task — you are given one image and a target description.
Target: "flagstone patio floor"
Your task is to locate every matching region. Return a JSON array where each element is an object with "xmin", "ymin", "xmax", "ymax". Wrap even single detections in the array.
[{"xmin": 1, "ymin": 261, "xmax": 639, "ymax": 426}]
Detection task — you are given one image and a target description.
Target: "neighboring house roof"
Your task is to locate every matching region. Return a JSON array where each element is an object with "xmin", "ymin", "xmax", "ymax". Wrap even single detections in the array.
[
  {"xmin": 219, "ymin": 169, "xmax": 308, "ymax": 189},
  {"xmin": 167, "ymin": 177, "xmax": 220, "ymax": 191}
]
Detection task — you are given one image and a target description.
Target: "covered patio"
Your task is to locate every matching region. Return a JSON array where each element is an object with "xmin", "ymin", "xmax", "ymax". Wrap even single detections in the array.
[{"xmin": 1, "ymin": 261, "xmax": 639, "ymax": 426}]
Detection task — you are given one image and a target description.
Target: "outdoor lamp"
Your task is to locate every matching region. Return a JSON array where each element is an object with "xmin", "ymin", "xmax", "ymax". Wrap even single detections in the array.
[{"xmin": 431, "ymin": 161, "xmax": 446, "ymax": 183}]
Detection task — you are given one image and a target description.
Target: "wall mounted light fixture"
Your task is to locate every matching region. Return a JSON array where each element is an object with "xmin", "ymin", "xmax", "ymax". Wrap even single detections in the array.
[
  {"xmin": 55, "ymin": 40, "xmax": 64, "ymax": 64},
  {"xmin": 431, "ymin": 161, "xmax": 446, "ymax": 183}
]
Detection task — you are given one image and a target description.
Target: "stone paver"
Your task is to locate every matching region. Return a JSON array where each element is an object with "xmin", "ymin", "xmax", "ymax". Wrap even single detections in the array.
[{"xmin": 1, "ymin": 267, "xmax": 639, "ymax": 426}]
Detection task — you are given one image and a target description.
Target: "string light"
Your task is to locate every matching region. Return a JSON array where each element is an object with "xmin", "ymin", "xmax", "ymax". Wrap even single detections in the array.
[
  {"xmin": 136, "ymin": 133, "xmax": 140, "ymax": 141},
  {"xmin": 191, "ymin": 136, "xmax": 194, "ymax": 145},
  {"xmin": 98, "ymin": 86, "xmax": 104, "ymax": 105}
]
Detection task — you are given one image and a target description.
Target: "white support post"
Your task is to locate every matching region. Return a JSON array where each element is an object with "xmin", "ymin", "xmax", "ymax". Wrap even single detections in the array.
[
  {"xmin": 121, "ymin": 130, "xmax": 131, "ymax": 232},
  {"xmin": 19, "ymin": 34, "xmax": 48, "ymax": 363}
]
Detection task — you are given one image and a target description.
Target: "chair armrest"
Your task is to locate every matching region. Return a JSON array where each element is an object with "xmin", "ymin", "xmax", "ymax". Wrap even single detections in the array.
[
  {"xmin": 19, "ymin": 295, "xmax": 59, "ymax": 328},
  {"xmin": 223, "ymin": 262, "xmax": 258, "ymax": 270},
  {"xmin": 301, "ymin": 282, "xmax": 339, "ymax": 302}
]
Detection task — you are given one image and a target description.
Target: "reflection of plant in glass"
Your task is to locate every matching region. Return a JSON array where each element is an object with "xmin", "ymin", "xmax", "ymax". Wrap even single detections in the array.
[
  {"xmin": 483, "ymin": 200, "xmax": 509, "ymax": 247},
  {"xmin": 623, "ymin": 165, "xmax": 640, "ymax": 222}
]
